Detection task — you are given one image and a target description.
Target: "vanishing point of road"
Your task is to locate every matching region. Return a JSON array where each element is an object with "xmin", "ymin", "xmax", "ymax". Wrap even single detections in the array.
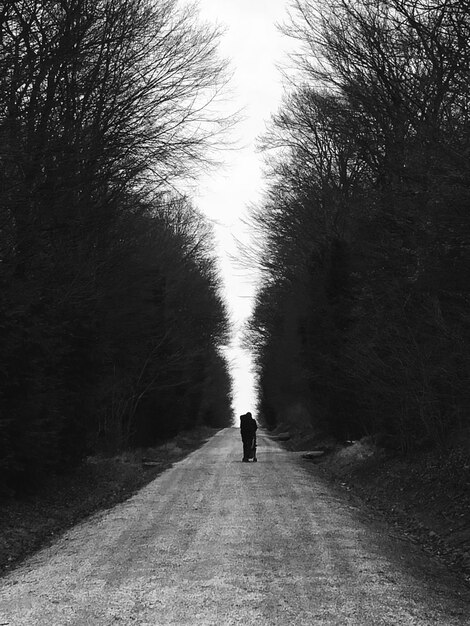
[{"xmin": 0, "ymin": 428, "xmax": 468, "ymax": 625}]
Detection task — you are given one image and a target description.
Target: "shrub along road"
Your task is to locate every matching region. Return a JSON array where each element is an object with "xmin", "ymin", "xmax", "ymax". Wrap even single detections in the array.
[{"xmin": 0, "ymin": 428, "xmax": 468, "ymax": 625}]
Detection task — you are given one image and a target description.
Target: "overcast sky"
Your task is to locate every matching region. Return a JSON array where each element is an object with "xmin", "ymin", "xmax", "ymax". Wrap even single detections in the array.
[{"xmin": 190, "ymin": 0, "xmax": 294, "ymax": 417}]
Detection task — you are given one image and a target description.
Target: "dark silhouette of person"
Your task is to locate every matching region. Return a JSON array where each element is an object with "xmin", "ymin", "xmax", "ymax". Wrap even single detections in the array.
[{"xmin": 240, "ymin": 412, "xmax": 257, "ymax": 462}]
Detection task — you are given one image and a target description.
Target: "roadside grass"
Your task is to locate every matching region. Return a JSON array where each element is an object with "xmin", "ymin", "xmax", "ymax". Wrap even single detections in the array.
[
  {"xmin": 282, "ymin": 428, "xmax": 470, "ymax": 586},
  {"xmin": 0, "ymin": 426, "xmax": 221, "ymax": 577}
]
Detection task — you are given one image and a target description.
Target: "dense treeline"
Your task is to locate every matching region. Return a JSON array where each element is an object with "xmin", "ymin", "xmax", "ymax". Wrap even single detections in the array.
[
  {"xmin": 0, "ymin": 0, "xmax": 233, "ymax": 493},
  {"xmin": 248, "ymin": 0, "xmax": 470, "ymax": 450}
]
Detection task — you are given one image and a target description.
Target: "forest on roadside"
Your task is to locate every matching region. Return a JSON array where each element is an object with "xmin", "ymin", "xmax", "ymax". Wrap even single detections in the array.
[
  {"xmin": 248, "ymin": 0, "xmax": 470, "ymax": 451},
  {"xmin": 0, "ymin": 0, "xmax": 233, "ymax": 495}
]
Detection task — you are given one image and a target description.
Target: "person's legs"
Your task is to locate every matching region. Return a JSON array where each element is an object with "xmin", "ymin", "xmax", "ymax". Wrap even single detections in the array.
[{"xmin": 242, "ymin": 438, "xmax": 251, "ymax": 461}]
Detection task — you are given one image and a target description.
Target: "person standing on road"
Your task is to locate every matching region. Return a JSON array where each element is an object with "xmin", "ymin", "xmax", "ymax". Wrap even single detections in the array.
[{"xmin": 240, "ymin": 412, "xmax": 257, "ymax": 462}]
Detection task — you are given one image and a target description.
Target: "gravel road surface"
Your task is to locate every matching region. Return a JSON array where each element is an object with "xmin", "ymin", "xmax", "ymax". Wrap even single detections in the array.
[{"xmin": 0, "ymin": 427, "xmax": 468, "ymax": 625}]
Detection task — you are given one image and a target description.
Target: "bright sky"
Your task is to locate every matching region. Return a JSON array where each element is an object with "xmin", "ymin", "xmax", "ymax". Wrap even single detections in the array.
[{"xmin": 190, "ymin": 0, "xmax": 294, "ymax": 419}]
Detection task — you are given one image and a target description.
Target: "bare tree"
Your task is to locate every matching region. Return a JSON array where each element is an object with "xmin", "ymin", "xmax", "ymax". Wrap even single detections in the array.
[
  {"xmin": 248, "ymin": 0, "xmax": 470, "ymax": 447},
  {"xmin": 0, "ymin": 0, "xmax": 234, "ymax": 490}
]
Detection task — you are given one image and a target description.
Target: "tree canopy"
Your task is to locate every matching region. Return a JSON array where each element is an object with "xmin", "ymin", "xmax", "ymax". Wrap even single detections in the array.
[
  {"xmin": 249, "ymin": 0, "xmax": 470, "ymax": 450},
  {"xmin": 0, "ymin": 0, "xmax": 233, "ymax": 494}
]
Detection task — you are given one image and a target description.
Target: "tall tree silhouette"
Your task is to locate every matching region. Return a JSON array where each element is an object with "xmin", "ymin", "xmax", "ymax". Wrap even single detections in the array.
[
  {"xmin": 249, "ymin": 0, "xmax": 470, "ymax": 449},
  {"xmin": 0, "ymin": 0, "xmax": 233, "ymax": 493}
]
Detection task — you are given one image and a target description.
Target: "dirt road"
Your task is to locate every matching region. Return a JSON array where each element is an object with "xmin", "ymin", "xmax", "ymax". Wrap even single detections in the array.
[{"xmin": 0, "ymin": 428, "xmax": 468, "ymax": 625}]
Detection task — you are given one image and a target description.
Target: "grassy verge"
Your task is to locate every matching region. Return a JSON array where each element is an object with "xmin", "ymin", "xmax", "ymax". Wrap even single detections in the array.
[
  {"xmin": 0, "ymin": 426, "xmax": 221, "ymax": 577},
  {"xmin": 280, "ymin": 428, "xmax": 470, "ymax": 585}
]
